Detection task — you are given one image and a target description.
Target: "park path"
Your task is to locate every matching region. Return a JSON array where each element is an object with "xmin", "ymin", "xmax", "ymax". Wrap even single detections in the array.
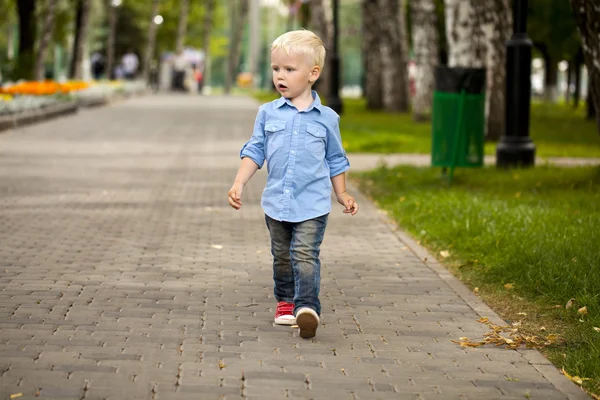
[
  {"xmin": 0, "ymin": 94, "xmax": 589, "ymax": 399},
  {"xmin": 347, "ymin": 153, "xmax": 600, "ymax": 172}
]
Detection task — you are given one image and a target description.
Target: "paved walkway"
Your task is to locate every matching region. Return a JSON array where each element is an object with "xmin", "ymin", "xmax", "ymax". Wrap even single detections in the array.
[
  {"xmin": 348, "ymin": 153, "xmax": 600, "ymax": 172},
  {"xmin": 0, "ymin": 95, "xmax": 589, "ymax": 399}
]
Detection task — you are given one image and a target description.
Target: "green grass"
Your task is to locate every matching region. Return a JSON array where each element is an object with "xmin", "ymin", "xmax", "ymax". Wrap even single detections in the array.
[
  {"xmin": 354, "ymin": 165, "xmax": 600, "ymax": 396},
  {"xmin": 250, "ymin": 91, "xmax": 600, "ymax": 158}
]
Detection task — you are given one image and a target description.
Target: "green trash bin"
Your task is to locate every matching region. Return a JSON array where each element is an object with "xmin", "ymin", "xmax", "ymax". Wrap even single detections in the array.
[{"xmin": 431, "ymin": 67, "xmax": 486, "ymax": 181}]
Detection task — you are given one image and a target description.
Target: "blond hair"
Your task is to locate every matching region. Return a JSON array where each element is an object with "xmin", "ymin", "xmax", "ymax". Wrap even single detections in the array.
[{"xmin": 271, "ymin": 30, "xmax": 326, "ymax": 69}]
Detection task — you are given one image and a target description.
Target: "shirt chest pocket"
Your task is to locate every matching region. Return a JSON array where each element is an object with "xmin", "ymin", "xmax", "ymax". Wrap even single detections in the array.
[
  {"xmin": 305, "ymin": 123, "xmax": 326, "ymax": 158},
  {"xmin": 265, "ymin": 120, "xmax": 286, "ymax": 159}
]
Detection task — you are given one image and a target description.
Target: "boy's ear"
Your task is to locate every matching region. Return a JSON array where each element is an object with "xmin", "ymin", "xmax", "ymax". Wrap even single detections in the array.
[{"xmin": 309, "ymin": 65, "xmax": 321, "ymax": 83}]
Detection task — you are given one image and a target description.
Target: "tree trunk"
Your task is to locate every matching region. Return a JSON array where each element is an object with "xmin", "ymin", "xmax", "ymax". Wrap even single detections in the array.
[
  {"xmin": 565, "ymin": 60, "xmax": 572, "ymax": 103},
  {"xmin": 570, "ymin": 0, "xmax": 600, "ymax": 132},
  {"xmin": 299, "ymin": 1, "xmax": 310, "ymax": 28},
  {"xmin": 573, "ymin": 46, "xmax": 583, "ymax": 108},
  {"xmin": 309, "ymin": 0, "xmax": 332, "ymax": 100},
  {"xmin": 444, "ymin": 0, "xmax": 510, "ymax": 141},
  {"xmin": 176, "ymin": 0, "xmax": 190, "ymax": 53},
  {"xmin": 105, "ymin": 0, "xmax": 118, "ymax": 80},
  {"xmin": 201, "ymin": 0, "xmax": 216, "ymax": 90},
  {"xmin": 70, "ymin": 0, "xmax": 91, "ymax": 80},
  {"xmin": 142, "ymin": 0, "xmax": 160, "ymax": 82},
  {"xmin": 411, "ymin": 0, "xmax": 438, "ymax": 121},
  {"xmin": 35, "ymin": 0, "xmax": 58, "ymax": 81},
  {"xmin": 588, "ymin": 84, "xmax": 596, "ymax": 121},
  {"xmin": 444, "ymin": 0, "xmax": 486, "ymax": 68},
  {"xmin": 224, "ymin": 0, "xmax": 236, "ymax": 94},
  {"xmin": 481, "ymin": 0, "xmax": 511, "ymax": 141},
  {"xmin": 225, "ymin": 0, "xmax": 249, "ymax": 94},
  {"xmin": 535, "ymin": 43, "xmax": 558, "ymax": 103},
  {"xmin": 544, "ymin": 55, "xmax": 558, "ymax": 102},
  {"xmin": 379, "ymin": 0, "xmax": 410, "ymax": 112},
  {"xmin": 362, "ymin": 0, "xmax": 383, "ymax": 110},
  {"xmin": 7, "ymin": 24, "xmax": 15, "ymax": 61},
  {"xmin": 16, "ymin": 0, "xmax": 36, "ymax": 80}
]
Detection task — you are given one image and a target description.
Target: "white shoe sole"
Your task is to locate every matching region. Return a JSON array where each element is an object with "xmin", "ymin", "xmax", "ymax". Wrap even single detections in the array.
[
  {"xmin": 296, "ymin": 308, "xmax": 319, "ymax": 338},
  {"xmin": 274, "ymin": 316, "xmax": 296, "ymax": 325}
]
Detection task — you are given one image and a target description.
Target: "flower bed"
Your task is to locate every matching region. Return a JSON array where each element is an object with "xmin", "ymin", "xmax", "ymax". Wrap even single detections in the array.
[
  {"xmin": 0, "ymin": 81, "xmax": 89, "ymax": 96},
  {"xmin": 0, "ymin": 80, "xmax": 147, "ymax": 131},
  {"xmin": 0, "ymin": 80, "xmax": 147, "ymax": 116}
]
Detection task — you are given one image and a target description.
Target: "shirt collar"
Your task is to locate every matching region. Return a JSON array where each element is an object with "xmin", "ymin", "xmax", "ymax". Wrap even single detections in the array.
[{"xmin": 275, "ymin": 90, "xmax": 323, "ymax": 113}]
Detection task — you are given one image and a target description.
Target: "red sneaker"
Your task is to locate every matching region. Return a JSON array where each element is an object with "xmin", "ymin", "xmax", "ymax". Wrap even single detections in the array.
[{"xmin": 274, "ymin": 301, "xmax": 296, "ymax": 325}]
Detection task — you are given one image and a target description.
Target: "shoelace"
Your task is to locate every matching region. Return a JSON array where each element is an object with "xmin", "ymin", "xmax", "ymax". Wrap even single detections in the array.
[{"xmin": 277, "ymin": 302, "xmax": 294, "ymax": 315}]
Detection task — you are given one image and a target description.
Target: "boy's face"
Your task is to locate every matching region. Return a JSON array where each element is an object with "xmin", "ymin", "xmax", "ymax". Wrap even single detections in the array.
[{"xmin": 271, "ymin": 48, "xmax": 320, "ymax": 100}]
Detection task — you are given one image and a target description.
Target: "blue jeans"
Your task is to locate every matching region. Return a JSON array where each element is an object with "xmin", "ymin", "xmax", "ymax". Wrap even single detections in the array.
[{"xmin": 265, "ymin": 214, "xmax": 328, "ymax": 316}]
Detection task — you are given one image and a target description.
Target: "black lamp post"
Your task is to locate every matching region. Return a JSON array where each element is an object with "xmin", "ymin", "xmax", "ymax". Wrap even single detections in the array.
[
  {"xmin": 496, "ymin": 0, "xmax": 535, "ymax": 167},
  {"xmin": 327, "ymin": 0, "xmax": 343, "ymax": 114}
]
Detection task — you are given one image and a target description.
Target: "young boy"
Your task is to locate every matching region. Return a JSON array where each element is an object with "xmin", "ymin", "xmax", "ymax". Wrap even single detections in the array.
[{"xmin": 227, "ymin": 30, "xmax": 358, "ymax": 339}]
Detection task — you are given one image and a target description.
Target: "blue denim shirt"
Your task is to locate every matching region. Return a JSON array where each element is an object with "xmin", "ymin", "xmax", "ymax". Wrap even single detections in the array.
[{"xmin": 240, "ymin": 91, "xmax": 350, "ymax": 222}]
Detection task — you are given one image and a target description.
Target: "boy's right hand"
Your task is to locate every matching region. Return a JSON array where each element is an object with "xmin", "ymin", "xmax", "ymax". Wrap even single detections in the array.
[{"xmin": 228, "ymin": 183, "xmax": 244, "ymax": 210}]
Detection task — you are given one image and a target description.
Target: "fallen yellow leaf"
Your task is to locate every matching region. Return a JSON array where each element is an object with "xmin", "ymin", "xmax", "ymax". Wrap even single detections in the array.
[
  {"xmin": 593, "ymin": 327, "xmax": 600, "ymax": 333},
  {"xmin": 504, "ymin": 283, "xmax": 514, "ymax": 290},
  {"xmin": 440, "ymin": 250, "xmax": 450, "ymax": 258},
  {"xmin": 560, "ymin": 368, "xmax": 590, "ymax": 386},
  {"xmin": 473, "ymin": 287, "xmax": 480, "ymax": 294},
  {"xmin": 517, "ymin": 312, "xmax": 527, "ymax": 316},
  {"xmin": 211, "ymin": 244, "xmax": 223, "ymax": 250},
  {"xmin": 10, "ymin": 394, "xmax": 23, "ymax": 399},
  {"xmin": 540, "ymin": 326, "xmax": 546, "ymax": 332},
  {"xmin": 577, "ymin": 306, "xmax": 588, "ymax": 315},
  {"xmin": 218, "ymin": 360, "xmax": 226, "ymax": 370}
]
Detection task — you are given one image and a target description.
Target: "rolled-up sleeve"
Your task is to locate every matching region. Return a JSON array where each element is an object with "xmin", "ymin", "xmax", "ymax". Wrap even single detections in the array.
[
  {"xmin": 240, "ymin": 107, "xmax": 266, "ymax": 168},
  {"xmin": 326, "ymin": 115, "xmax": 350, "ymax": 177}
]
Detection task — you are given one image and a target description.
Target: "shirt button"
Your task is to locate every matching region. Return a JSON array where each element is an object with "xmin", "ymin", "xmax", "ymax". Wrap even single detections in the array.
[
  {"xmin": 285, "ymin": 189, "xmax": 290, "ymax": 193},
  {"xmin": 293, "ymin": 131, "xmax": 298, "ymax": 135},
  {"xmin": 287, "ymin": 169, "xmax": 292, "ymax": 174}
]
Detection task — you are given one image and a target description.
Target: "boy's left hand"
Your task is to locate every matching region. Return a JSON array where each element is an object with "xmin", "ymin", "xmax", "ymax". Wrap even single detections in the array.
[{"xmin": 336, "ymin": 192, "xmax": 359, "ymax": 216}]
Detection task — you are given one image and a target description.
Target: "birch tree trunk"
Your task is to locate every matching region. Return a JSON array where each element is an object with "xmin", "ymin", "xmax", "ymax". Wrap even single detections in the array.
[
  {"xmin": 35, "ymin": 0, "xmax": 58, "ymax": 81},
  {"xmin": 309, "ymin": 0, "xmax": 333, "ymax": 99},
  {"xmin": 444, "ymin": 0, "xmax": 511, "ymax": 141},
  {"xmin": 480, "ymin": 0, "xmax": 511, "ymax": 141},
  {"xmin": 444, "ymin": 0, "xmax": 486, "ymax": 68},
  {"xmin": 201, "ymin": 0, "xmax": 216, "ymax": 91},
  {"xmin": 70, "ymin": 0, "xmax": 91, "ymax": 80},
  {"xmin": 176, "ymin": 0, "xmax": 190, "ymax": 53},
  {"xmin": 225, "ymin": 0, "xmax": 249, "ymax": 94},
  {"xmin": 411, "ymin": 0, "xmax": 438, "ymax": 121},
  {"xmin": 105, "ymin": 0, "xmax": 118, "ymax": 80},
  {"xmin": 142, "ymin": 0, "xmax": 160, "ymax": 82},
  {"xmin": 362, "ymin": 0, "xmax": 383, "ymax": 109},
  {"xmin": 379, "ymin": 0, "xmax": 410, "ymax": 112},
  {"xmin": 570, "ymin": 0, "xmax": 600, "ymax": 133}
]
